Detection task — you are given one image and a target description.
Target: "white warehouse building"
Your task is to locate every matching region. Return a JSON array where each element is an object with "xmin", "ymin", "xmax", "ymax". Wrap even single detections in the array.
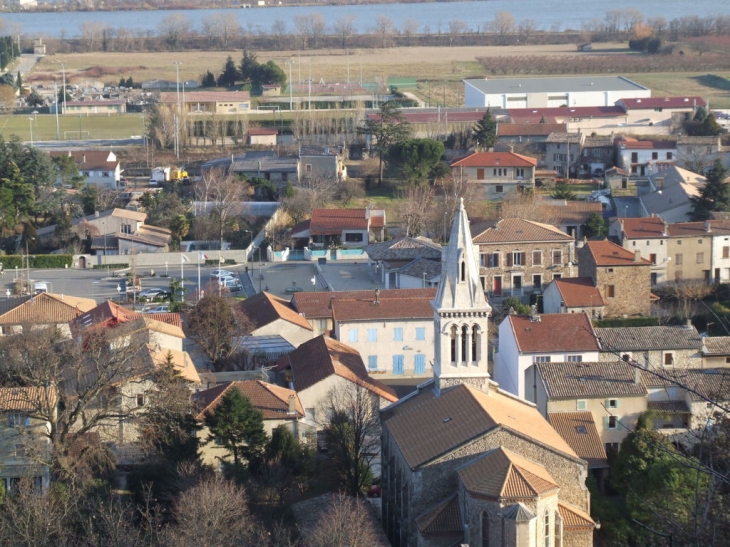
[{"xmin": 464, "ymin": 76, "xmax": 651, "ymax": 109}]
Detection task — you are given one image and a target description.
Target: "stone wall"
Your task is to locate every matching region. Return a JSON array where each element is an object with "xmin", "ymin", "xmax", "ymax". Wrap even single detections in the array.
[{"xmin": 579, "ymin": 250, "xmax": 651, "ymax": 317}]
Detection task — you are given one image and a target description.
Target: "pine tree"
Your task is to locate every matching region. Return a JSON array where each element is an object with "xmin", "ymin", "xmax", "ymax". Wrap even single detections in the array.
[
  {"xmin": 205, "ymin": 388, "xmax": 267, "ymax": 468},
  {"xmin": 16, "ymin": 70, "xmax": 21, "ymax": 89},
  {"xmin": 472, "ymin": 109, "xmax": 497, "ymax": 150},
  {"xmin": 217, "ymin": 56, "xmax": 238, "ymax": 88},
  {"xmin": 690, "ymin": 159, "xmax": 730, "ymax": 221}
]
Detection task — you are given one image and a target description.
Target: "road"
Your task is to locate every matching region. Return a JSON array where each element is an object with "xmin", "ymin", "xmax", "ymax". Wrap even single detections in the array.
[{"xmin": 32, "ymin": 138, "xmax": 145, "ymax": 149}]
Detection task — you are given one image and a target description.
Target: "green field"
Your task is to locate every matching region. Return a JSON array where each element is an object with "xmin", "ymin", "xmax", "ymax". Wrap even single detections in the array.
[{"xmin": 0, "ymin": 113, "xmax": 145, "ymax": 141}]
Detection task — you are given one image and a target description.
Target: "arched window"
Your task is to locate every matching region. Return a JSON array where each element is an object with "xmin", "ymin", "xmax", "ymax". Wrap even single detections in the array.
[
  {"xmin": 461, "ymin": 261, "xmax": 465, "ymax": 282},
  {"xmin": 481, "ymin": 512, "xmax": 490, "ymax": 547},
  {"xmin": 461, "ymin": 325, "xmax": 468, "ymax": 363},
  {"xmin": 472, "ymin": 325, "xmax": 479, "ymax": 363},
  {"xmin": 450, "ymin": 325, "xmax": 457, "ymax": 363}
]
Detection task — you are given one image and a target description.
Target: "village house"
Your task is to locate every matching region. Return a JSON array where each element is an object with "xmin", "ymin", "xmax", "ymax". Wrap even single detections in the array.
[
  {"xmin": 614, "ymin": 136, "xmax": 676, "ymax": 176},
  {"xmin": 615, "ymin": 96, "xmax": 706, "ymax": 128},
  {"xmin": 640, "ymin": 165, "xmax": 707, "ymax": 222},
  {"xmin": 609, "ymin": 217, "xmax": 669, "ymax": 285},
  {"xmin": 496, "ymin": 122, "xmax": 568, "ymax": 150},
  {"xmin": 239, "ymin": 292, "xmax": 314, "ymax": 348},
  {"xmin": 577, "ymin": 239, "xmax": 653, "ymax": 317},
  {"xmin": 364, "ymin": 236, "xmax": 443, "ymax": 289},
  {"xmin": 159, "ymin": 91, "xmax": 251, "ymax": 114},
  {"xmin": 595, "ymin": 325, "xmax": 703, "ymax": 369},
  {"xmin": 494, "ymin": 311, "xmax": 601, "ymax": 400},
  {"xmin": 544, "ymin": 133, "xmax": 583, "ymax": 177},
  {"xmin": 472, "ymin": 218, "xmax": 575, "ymax": 301},
  {"xmin": 676, "ymin": 135, "xmax": 726, "ymax": 172},
  {"xmin": 381, "ymin": 200, "xmax": 595, "ymax": 547},
  {"xmin": 299, "ymin": 145, "xmax": 347, "ymax": 182},
  {"xmin": 450, "ymin": 151, "xmax": 537, "ymax": 199},
  {"xmin": 59, "ymin": 99, "xmax": 127, "ymax": 115},
  {"xmin": 579, "ymin": 135, "xmax": 614, "ymax": 177},
  {"xmin": 290, "ymin": 207, "xmax": 386, "ymax": 249},
  {"xmin": 194, "ymin": 380, "xmax": 316, "ymax": 467},
  {"xmin": 701, "ymin": 336, "xmax": 730, "ymax": 368},
  {"xmin": 542, "ymin": 277, "xmax": 605, "ymax": 317},
  {"xmin": 246, "ymin": 127, "xmax": 278, "ymax": 146},
  {"xmin": 0, "ymin": 293, "xmax": 97, "ymax": 337},
  {"xmin": 48, "ymin": 150, "xmax": 122, "ymax": 189}
]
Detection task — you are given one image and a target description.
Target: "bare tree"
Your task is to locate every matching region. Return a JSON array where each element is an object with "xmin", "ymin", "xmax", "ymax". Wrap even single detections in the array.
[
  {"xmin": 195, "ymin": 171, "xmax": 250, "ymax": 251},
  {"xmin": 398, "ymin": 185, "xmax": 435, "ymax": 238},
  {"xmin": 372, "ymin": 15, "xmax": 395, "ymax": 48},
  {"xmin": 302, "ymin": 493, "xmax": 384, "ymax": 547},
  {"xmin": 447, "ymin": 20, "xmax": 468, "ymax": 46},
  {"xmin": 79, "ymin": 21, "xmax": 109, "ymax": 52},
  {"xmin": 647, "ymin": 16, "xmax": 667, "ymax": 37},
  {"xmin": 333, "ymin": 15, "xmax": 357, "ymax": 48},
  {"xmin": 282, "ymin": 175, "xmax": 337, "ymax": 224},
  {"xmin": 157, "ymin": 13, "xmax": 191, "ymax": 50},
  {"xmin": 200, "ymin": 13, "xmax": 240, "ymax": 49},
  {"xmin": 319, "ymin": 383, "xmax": 382, "ymax": 495},
  {"xmin": 401, "ymin": 18, "xmax": 420, "ymax": 46},
  {"xmin": 490, "ymin": 11, "xmax": 515, "ymax": 44},
  {"xmin": 517, "ymin": 18, "xmax": 539, "ymax": 42},
  {"xmin": 271, "ymin": 19, "xmax": 288, "ymax": 48}
]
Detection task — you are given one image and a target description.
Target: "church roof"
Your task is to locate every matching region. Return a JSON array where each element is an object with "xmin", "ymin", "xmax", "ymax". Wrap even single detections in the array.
[
  {"xmin": 502, "ymin": 503, "xmax": 536, "ymax": 522},
  {"xmin": 382, "ymin": 383, "xmax": 577, "ymax": 469},
  {"xmin": 458, "ymin": 446, "xmax": 559, "ymax": 500},
  {"xmin": 558, "ymin": 502, "xmax": 595, "ymax": 529},
  {"xmin": 414, "ymin": 494, "xmax": 463, "ymax": 538}
]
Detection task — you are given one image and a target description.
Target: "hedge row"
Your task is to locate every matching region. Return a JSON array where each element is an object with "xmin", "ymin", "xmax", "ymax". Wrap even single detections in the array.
[
  {"xmin": 0, "ymin": 255, "xmax": 73, "ymax": 269},
  {"xmin": 594, "ymin": 317, "xmax": 660, "ymax": 328},
  {"xmin": 204, "ymin": 259, "xmax": 237, "ymax": 266},
  {"xmin": 93, "ymin": 263, "xmax": 129, "ymax": 270}
]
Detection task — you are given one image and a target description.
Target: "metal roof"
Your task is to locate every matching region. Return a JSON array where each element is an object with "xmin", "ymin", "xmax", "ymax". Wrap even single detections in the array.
[{"xmin": 464, "ymin": 76, "xmax": 648, "ymax": 95}]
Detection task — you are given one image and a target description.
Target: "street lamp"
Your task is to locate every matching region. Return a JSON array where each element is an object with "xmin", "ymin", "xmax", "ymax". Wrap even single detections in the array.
[
  {"xmin": 311, "ymin": 276, "xmax": 316, "ymax": 292},
  {"xmin": 243, "ymin": 230, "xmax": 252, "ymax": 270},
  {"xmin": 25, "ymin": 236, "xmax": 34, "ymax": 294},
  {"xmin": 28, "ymin": 117, "xmax": 33, "ymax": 145},
  {"xmin": 174, "ymin": 61, "xmax": 182, "ymax": 160}
]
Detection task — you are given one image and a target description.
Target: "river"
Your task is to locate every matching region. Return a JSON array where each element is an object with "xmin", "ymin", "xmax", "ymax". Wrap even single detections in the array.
[{"xmin": 1, "ymin": 0, "xmax": 727, "ymax": 39}]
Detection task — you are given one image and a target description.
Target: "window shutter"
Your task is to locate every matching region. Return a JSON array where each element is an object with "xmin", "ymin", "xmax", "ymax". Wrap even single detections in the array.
[
  {"xmin": 614, "ymin": 399, "xmax": 620, "ymax": 409},
  {"xmin": 506, "ymin": 253, "xmax": 513, "ymax": 267},
  {"xmin": 605, "ymin": 399, "xmax": 610, "ymax": 409},
  {"xmin": 603, "ymin": 416, "xmax": 609, "ymax": 429}
]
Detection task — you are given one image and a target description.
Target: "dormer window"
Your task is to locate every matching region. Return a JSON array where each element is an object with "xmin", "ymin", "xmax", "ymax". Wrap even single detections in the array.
[{"xmin": 461, "ymin": 261, "xmax": 465, "ymax": 282}]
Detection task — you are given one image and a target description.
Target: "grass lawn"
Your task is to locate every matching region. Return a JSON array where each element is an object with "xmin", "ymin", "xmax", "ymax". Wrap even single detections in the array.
[{"xmin": 0, "ymin": 112, "xmax": 145, "ymax": 141}]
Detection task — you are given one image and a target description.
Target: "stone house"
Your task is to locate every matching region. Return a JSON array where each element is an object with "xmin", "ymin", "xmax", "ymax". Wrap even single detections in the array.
[
  {"xmin": 494, "ymin": 312, "xmax": 601, "ymax": 400},
  {"xmin": 595, "ymin": 325, "xmax": 703, "ymax": 369},
  {"xmin": 542, "ymin": 277, "xmax": 605, "ymax": 317},
  {"xmin": 0, "ymin": 293, "xmax": 97, "ymax": 337},
  {"xmin": 577, "ymin": 239, "xmax": 652, "ymax": 317},
  {"xmin": 579, "ymin": 135, "xmax": 614, "ymax": 176},
  {"xmin": 380, "ymin": 199, "xmax": 595, "ymax": 547},
  {"xmin": 676, "ymin": 135, "xmax": 725, "ymax": 172},
  {"xmin": 0, "ymin": 386, "xmax": 56, "ymax": 492},
  {"xmin": 666, "ymin": 221, "xmax": 714, "ymax": 283},
  {"xmin": 609, "ymin": 216, "xmax": 668, "ymax": 285},
  {"xmin": 545, "ymin": 132, "xmax": 583, "ymax": 176},
  {"xmin": 194, "ymin": 380, "xmax": 317, "ymax": 467},
  {"xmin": 239, "ymin": 292, "xmax": 315, "ymax": 348},
  {"xmin": 472, "ymin": 218, "xmax": 575, "ymax": 301},
  {"xmin": 450, "ymin": 151, "xmax": 537, "ymax": 199},
  {"xmin": 36, "ymin": 208, "xmax": 148, "ymax": 248},
  {"xmin": 701, "ymin": 336, "xmax": 730, "ymax": 368},
  {"xmin": 299, "ymin": 145, "xmax": 348, "ymax": 182},
  {"xmin": 640, "ymin": 166, "xmax": 706, "ymax": 222},
  {"xmin": 531, "ymin": 360, "xmax": 648, "ymax": 456}
]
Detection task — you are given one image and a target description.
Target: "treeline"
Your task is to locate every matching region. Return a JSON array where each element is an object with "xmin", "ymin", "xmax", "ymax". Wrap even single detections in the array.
[
  {"xmin": 37, "ymin": 9, "xmax": 730, "ymax": 55},
  {"xmin": 0, "ymin": 36, "xmax": 20, "ymax": 71}
]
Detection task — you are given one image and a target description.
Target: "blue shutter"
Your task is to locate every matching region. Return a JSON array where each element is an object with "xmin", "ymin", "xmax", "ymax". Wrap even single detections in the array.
[
  {"xmin": 394, "ymin": 328, "xmax": 403, "ymax": 341},
  {"xmin": 393, "ymin": 355, "xmax": 404, "ymax": 375},
  {"xmin": 348, "ymin": 329, "xmax": 358, "ymax": 343},
  {"xmin": 414, "ymin": 354, "xmax": 426, "ymax": 374},
  {"xmin": 603, "ymin": 416, "xmax": 609, "ymax": 430},
  {"xmin": 368, "ymin": 356, "xmax": 378, "ymax": 370},
  {"xmin": 368, "ymin": 329, "xmax": 377, "ymax": 342},
  {"xmin": 415, "ymin": 327, "xmax": 425, "ymax": 341}
]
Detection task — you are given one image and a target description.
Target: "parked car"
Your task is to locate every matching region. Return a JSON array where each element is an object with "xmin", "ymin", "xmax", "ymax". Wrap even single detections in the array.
[
  {"xmin": 220, "ymin": 278, "xmax": 242, "ymax": 292},
  {"xmin": 210, "ymin": 269, "xmax": 234, "ymax": 279},
  {"xmin": 145, "ymin": 305, "xmax": 171, "ymax": 314},
  {"xmin": 139, "ymin": 288, "xmax": 169, "ymax": 300}
]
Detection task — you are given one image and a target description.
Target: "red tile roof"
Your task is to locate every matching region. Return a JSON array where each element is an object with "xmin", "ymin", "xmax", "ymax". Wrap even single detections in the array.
[
  {"xmin": 616, "ymin": 138, "xmax": 676, "ymax": 150},
  {"xmin": 367, "ymin": 111, "xmax": 485, "ymax": 124},
  {"xmin": 309, "ymin": 208, "xmax": 385, "ymax": 235},
  {"xmin": 194, "ymin": 380, "xmax": 303, "ymax": 421},
  {"xmin": 274, "ymin": 335, "xmax": 397, "ymax": 402},
  {"xmin": 0, "ymin": 386, "xmax": 57, "ymax": 412},
  {"xmin": 553, "ymin": 277, "xmax": 604, "ymax": 308},
  {"xmin": 558, "ymin": 502, "xmax": 595, "ymax": 529},
  {"xmin": 618, "ymin": 96, "xmax": 706, "ymax": 110},
  {"xmin": 473, "ymin": 218, "xmax": 573, "ymax": 244},
  {"xmin": 247, "ymin": 128, "xmax": 278, "ymax": 136},
  {"xmin": 240, "ymin": 292, "xmax": 313, "ymax": 332},
  {"xmin": 451, "ymin": 152, "xmax": 537, "ymax": 168},
  {"xmin": 507, "ymin": 313, "xmax": 600, "ymax": 353},
  {"xmin": 0, "ymin": 292, "xmax": 97, "ymax": 326},
  {"xmin": 508, "ymin": 106, "xmax": 625, "ymax": 124},
  {"xmin": 332, "ymin": 297, "xmax": 434, "ymax": 322},
  {"xmin": 582, "ymin": 239, "xmax": 652, "ymax": 266},
  {"xmin": 49, "ymin": 150, "xmax": 119, "ymax": 170},
  {"xmin": 667, "ymin": 221, "xmax": 720, "ymax": 237},
  {"xmin": 292, "ymin": 288, "xmax": 437, "ymax": 319},
  {"xmin": 617, "ymin": 217, "xmax": 666, "ymax": 239},
  {"xmin": 548, "ymin": 411, "xmax": 608, "ymax": 468}
]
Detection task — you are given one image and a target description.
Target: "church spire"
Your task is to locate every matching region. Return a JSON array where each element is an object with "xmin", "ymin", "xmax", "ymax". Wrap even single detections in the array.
[{"xmin": 432, "ymin": 199, "xmax": 492, "ymax": 394}]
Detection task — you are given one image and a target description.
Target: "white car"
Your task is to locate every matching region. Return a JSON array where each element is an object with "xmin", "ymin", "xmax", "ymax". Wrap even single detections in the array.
[
  {"xmin": 210, "ymin": 269, "xmax": 234, "ymax": 279},
  {"xmin": 145, "ymin": 305, "xmax": 171, "ymax": 314}
]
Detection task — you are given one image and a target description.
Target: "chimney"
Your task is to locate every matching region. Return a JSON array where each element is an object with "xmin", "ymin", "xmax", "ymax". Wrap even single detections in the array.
[
  {"xmin": 685, "ymin": 319, "xmax": 693, "ymax": 329},
  {"xmin": 634, "ymin": 250, "xmax": 641, "ymax": 262},
  {"xmin": 634, "ymin": 365, "xmax": 641, "ymax": 385},
  {"xmin": 662, "ymin": 220, "xmax": 669, "ymax": 237},
  {"xmin": 374, "ymin": 289, "xmax": 380, "ymax": 305},
  {"xmin": 287, "ymin": 394, "xmax": 297, "ymax": 415},
  {"xmin": 705, "ymin": 221, "xmax": 712, "ymax": 233},
  {"xmin": 82, "ymin": 155, "xmax": 86, "ymax": 164}
]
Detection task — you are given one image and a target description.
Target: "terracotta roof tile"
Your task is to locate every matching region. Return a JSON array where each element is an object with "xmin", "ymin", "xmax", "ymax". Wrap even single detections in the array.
[
  {"xmin": 558, "ymin": 502, "xmax": 595, "ymax": 529},
  {"xmin": 616, "ymin": 138, "xmax": 676, "ymax": 150},
  {"xmin": 48, "ymin": 150, "xmax": 119, "ymax": 170},
  {"xmin": 582, "ymin": 239, "xmax": 651, "ymax": 266},
  {"xmin": 619, "ymin": 96, "xmax": 706, "ymax": 109},
  {"xmin": 458, "ymin": 446, "xmax": 559, "ymax": 499},
  {"xmin": 537, "ymin": 361, "xmax": 647, "ymax": 399},
  {"xmin": 548, "ymin": 412, "xmax": 608, "ymax": 468},
  {"xmin": 507, "ymin": 313, "xmax": 600, "ymax": 353},
  {"xmin": 473, "ymin": 218, "xmax": 573, "ymax": 244},
  {"xmin": 0, "ymin": 292, "xmax": 97, "ymax": 326},
  {"xmin": 451, "ymin": 151, "xmax": 537, "ymax": 168},
  {"xmin": 332, "ymin": 297, "xmax": 434, "ymax": 322},
  {"xmin": 240, "ymin": 292, "xmax": 313, "ymax": 332},
  {"xmin": 275, "ymin": 335, "xmax": 397, "ymax": 402},
  {"xmin": 415, "ymin": 494, "xmax": 463, "ymax": 536},
  {"xmin": 310, "ymin": 208, "xmax": 372, "ymax": 234},
  {"xmin": 617, "ymin": 217, "xmax": 666, "ymax": 239},
  {"xmin": 247, "ymin": 128, "xmax": 278, "ymax": 135},
  {"xmin": 383, "ymin": 383, "xmax": 577, "ymax": 469},
  {"xmin": 0, "ymin": 386, "xmax": 57, "ymax": 412},
  {"xmin": 292, "ymin": 288, "xmax": 436, "ymax": 319},
  {"xmin": 194, "ymin": 380, "xmax": 303, "ymax": 421},
  {"xmin": 553, "ymin": 277, "xmax": 604, "ymax": 308}
]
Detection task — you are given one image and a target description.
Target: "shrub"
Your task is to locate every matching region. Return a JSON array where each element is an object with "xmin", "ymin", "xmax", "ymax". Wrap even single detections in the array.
[
  {"xmin": 92, "ymin": 263, "xmax": 129, "ymax": 270},
  {"xmin": 0, "ymin": 255, "xmax": 73, "ymax": 269}
]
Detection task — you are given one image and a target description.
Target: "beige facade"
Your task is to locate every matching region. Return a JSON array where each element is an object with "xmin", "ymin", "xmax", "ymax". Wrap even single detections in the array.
[{"xmin": 666, "ymin": 228, "xmax": 712, "ymax": 283}]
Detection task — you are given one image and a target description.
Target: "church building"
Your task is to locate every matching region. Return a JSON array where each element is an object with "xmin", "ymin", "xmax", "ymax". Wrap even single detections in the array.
[{"xmin": 380, "ymin": 200, "xmax": 595, "ymax": 547}]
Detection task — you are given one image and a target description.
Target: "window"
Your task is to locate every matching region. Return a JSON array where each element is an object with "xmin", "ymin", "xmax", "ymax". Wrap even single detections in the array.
[
  {"xmin": 532, "ymin": 250, "xmax": 542, "ymax": 266},
  {"xmin": 488, "ymin": 252, "xmax": 500, "ymax": 268},
  {"xmin": 305, "ymin": 164, "xmax": 312, "ymax": 173},
  {"xmin": 136, "ymin": 394, "xmax": 145, "ymax": 407},
  {"xmin": 667, "ymin": 152, "xmax": 673, "ymax": 160},
  {"xmin": 652, "ymin": 152, "xmax": 658, "ymax": 160},
  {"xmin": 552, "ymin": 250, "xmax": 562, "ymax": 265},
  {"xmin": 510, "ymin": 252, "xmax": 525, "ymax": 266},
  {"xmin": 607, "ymin": 399, "xmax": 618, "ymax": 409},
  {"xmin": 415, "ymin": 327, "xmax": 426, "ymax": 341},
  {"xmin": 476, "ymin": 168, "xmax": 485, "ymax": 180},
  {"xmin": 393, "ymin": 328, "xmax": 403, "ymax": 341},
  {"xmin": 367, "ymin": 329, "xmax": 377, "ymax": 342},
  {"xmin": 650, "ymin": 253, "xmax": 657, "ymax": 264},
  {"xmin": 345, "ymin": 232, "xmax": 364, "ymax": 242},
  {"xmin": 516, "ymin": 168, "xmax": 525, "ymax": 177},
  {"xmin": 480, "ymin": 253, "xmax": 488, "ymax": 267},
  {"xmin": 724, "ymin": 246, "xmax": 730, "ymax": 259},
  {"xmin": 534, "ymin": 356, "xmax": 551, "ymax": 363},
  {"xmin": 8, "ymin": 414, "xmax": 30, "ymax": 428},
  {"xmin": 576, "ymin": 399, "xmax": 587, "ymax": 411},
  {"xmin": 567, "ymin": 355, "xmax": 583, "ymax": 362},
  {"xmin": 414, "ymin": 354, "xmax": 426, "ymax": 374},
  {"xmin": 664, "ymin": 352, "xmax": 674, "ymax": 365},
  {"xmin": 348, "ymin": 329, "xmax": 358, "ymax": 343},
  {"xmin": 533, "ymin": 274, "xmax": 542, "ymax": 289},
  {"xmin": 495, "ymin": 185, "xmax": 504, "ymax": 193},
  {"xmin": 675, "ymin": 253, "xmax": 683, "ymax": 265},
  {"xmin": 481, "ymin": 512, "xmax": 490, "ymax": 547},
  {"xmin": 544, "ymin": 512, "xmax": 550, "ymax": 547},
  {"xmin": 368, "ymin": 356, "xmax": 378, "ymax": 370},
  {"xmin": 14, "ymin": 444, "xmax": 26, "ymax": 457},
  {"xmin": 607, "ymin": 416, "xmax": 618, "ymax": 429},
  {"xmin": 697, "ymin": 252, "xmax": 704, "ymax": 264},
  {"xmin": 677, "ymin": 240, "xmax": 682, "ymax": 245},
  {"xmin": 605, "ymin": 285, "xmax": 615, "ymax": 298}
]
